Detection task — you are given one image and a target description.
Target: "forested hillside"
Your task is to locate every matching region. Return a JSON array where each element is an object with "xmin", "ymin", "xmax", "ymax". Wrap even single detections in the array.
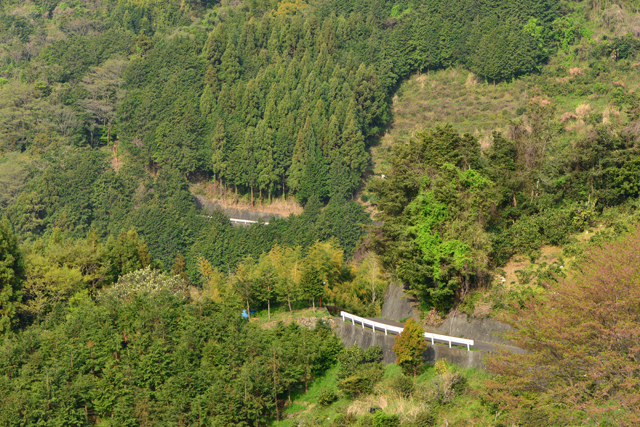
[
  {"xmin": 0, "ymin": 0, "xmax": 565, "ymax": 312},
  {"xmin": 4, "ymin": 0, "xmax": 640, "ymax": 425}
]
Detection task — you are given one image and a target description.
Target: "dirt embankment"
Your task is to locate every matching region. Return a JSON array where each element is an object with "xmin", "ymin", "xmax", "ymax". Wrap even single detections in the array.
[
  {"xmin": 381, "ymin": 284, "xmax": 514, "ymax": 346},
  {"xmin": 191, "ymin": 182, "xmax": 303, "ymax": 221}
]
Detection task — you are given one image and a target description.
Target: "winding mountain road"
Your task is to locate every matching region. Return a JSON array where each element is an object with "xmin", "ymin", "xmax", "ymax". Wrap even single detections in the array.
[{"xmin": 367, "ymin": 317, "xmax": 525, "ymax": 354}]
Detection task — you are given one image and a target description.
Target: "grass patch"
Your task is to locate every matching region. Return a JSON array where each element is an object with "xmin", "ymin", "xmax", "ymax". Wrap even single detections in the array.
[{"xmin": 272, "ymin": 359, "xmax": 495, "ymax": 426}]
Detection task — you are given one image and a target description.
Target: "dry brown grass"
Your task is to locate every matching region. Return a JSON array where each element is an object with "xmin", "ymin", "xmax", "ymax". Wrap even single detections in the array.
[
  {"xmin": 576, "ymin": 103, "xmax": 591, "ymax": 117},
  {"xmin": 346, "ymin": 388, "xmax": 424, "ymax": 420},
  {"xmin": 603, "ymin": 106, "xmax": 622, "ymax": 125},
  {"xmin": 190, "ymin": 181, "xmax": 303, "ymax": 215}
]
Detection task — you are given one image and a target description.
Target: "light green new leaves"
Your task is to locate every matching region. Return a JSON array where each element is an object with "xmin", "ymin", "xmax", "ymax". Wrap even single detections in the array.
[{"xmin": 407, "ymin": 165, "xmax": 496, "ymax": 310}]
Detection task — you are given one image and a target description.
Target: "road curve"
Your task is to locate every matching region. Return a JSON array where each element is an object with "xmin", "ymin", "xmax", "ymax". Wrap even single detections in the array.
[{"xmin": 367, "ymin": 317, "xmax": 525, "ymax": 354}]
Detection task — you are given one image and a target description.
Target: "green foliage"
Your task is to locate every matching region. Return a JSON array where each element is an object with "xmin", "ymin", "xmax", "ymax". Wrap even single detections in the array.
[
  {"xmin": 371, "ymin": 412, "xmax": 400, "ymax": 427},
  {"xmin": 105, "ymin": 228, "xmax": 151, "ymax": 282},
  {"xmin": 0, "ymin": 218, "xmax": 25, "ymax": 334},
  {"xmin": 99, "ymin": 265, "xmax": 186, "ymax": 301},
  {"xmin": 372, "ymin": 125, "xmax": 494, "ymax": 310},
  {"xmin": 0, "ymin": 286, "xmax": 342, "ymax": 425},
  {"xmin": 389, "ymin": 374, "xmax": 414, "ymax": 398},
  {"xmin": 317, "ymin": 388, "xmax": 338, "ymax": 406},
  {"xmin": 337, "ymin": 345, "xmax": 384, "ymax": 398},
  {"xmin": 392, "ymin": 318, "xmax": 427, "ymax": 377},
  {"xmin": 407, "ymin": 410, "xmax": 436, "ymax": 427}
]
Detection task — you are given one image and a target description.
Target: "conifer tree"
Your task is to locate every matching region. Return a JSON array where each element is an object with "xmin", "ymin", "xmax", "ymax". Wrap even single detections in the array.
[
  {"xmin": 171, "ymin": 252, "xmax": 188, "ymax": 283},
  {"xmin": 0, "ymin": 218, "xmax": 25, "ymax": 334},
  {"xmin": 200, "ymin": 85, "xmax": 216, "ymax": 118},
  {"xmin": 217, "ymin": 84, "xmax": 233, "ymax": 116},
  {"xmin": 203, "ymin": 24, "xmax": 227, "ymax": 64},
  {"xmin": 219, "ymin": 41, "xmax": 242, "ymax": 85},
  {"xmin": 298, "ymin": 117, "xmax": 328, "ymax": 202},
  {"xmin": 340, "ymin": 116, "xmax": 367, "ymax": 189},
  {"xmin": 242, "ymin": 78, "xmax": 261, "ymax": 127},
  {"xmin": 299, "ymin": 265, "xmax": 324, "ymax": 311},
  {"xmin": 287, "ymin": 122, "xmax": 309, "ymax": 194},
  {"xmin": 240, "ymin": 127, "xmax": 258, "ymax": 205},
  {"xmin": 326, "ymin": 115, "xmax": 341, "ymax": 158},
  {"xmin": 204, "ymin": 65, "xmax": 220, "ymax": 92},
  {"xmin": 263, "ymin": 95, "xmax": 277, "ymax": 129},
  {"xmin": 211, "ymin": 121, "xmax": 227, "ymax": 187}
]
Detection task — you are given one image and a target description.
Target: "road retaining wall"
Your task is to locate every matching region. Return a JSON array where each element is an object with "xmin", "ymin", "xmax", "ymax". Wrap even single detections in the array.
[{"xmin": 335, "ymin": 321, "xmax": 485, "ymax": 369}]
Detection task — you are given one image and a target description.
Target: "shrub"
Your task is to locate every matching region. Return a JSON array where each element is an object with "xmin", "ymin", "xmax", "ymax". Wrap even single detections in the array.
[
  {"xmin": 389, "ymin": 374, "xmax": 414, "ymax": 398},
  {"xmin": 393, "ymin": 318, "xmax": 428, "ymax": 376},
  {"xmin": 372, "ymin": 412, "xmax": 400, "ymax": 427},
  {"xmin": 434, "ymin": 371, "xmax": 467, "ymax": 404},
  {"xmin": 339, "ymin": 364, "xmax": 384, "ymax": 399},
  {"xmin": 98, "ymin": 266, "xmax": 187, "ymax": 302},
  {"xmin": 408, "ymin": 410, "xmax": 436, "ymax": 426},
  {"xmin": 318, "ymin": 388, "xmax": 338, "ymax": 406},
  {"xmin": 331, "ymin": 414, "xmax": 357, "ymax": 427},
  {"xmin": 337, "ymin": 345, "xmax": 385, "ymax": 398}
]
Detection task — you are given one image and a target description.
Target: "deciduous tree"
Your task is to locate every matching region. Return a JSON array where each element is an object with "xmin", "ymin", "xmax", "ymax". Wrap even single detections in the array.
[
  {"xmin": 393, "ymin": 318, "xmax": 427, "ymax": 377},
  {"xmin": 485, "ymin": 229, "xmax": 640, "ymax": 426}
]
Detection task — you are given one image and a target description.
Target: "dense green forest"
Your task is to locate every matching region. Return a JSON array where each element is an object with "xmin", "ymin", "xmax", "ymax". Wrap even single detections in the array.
[
  {"xmin": 0, "ymin": 0, "xmax": 570, "ymax": 311},
  {"xmin": 3, "ymin": 0, "xmax": 640, "ymax": 424}
]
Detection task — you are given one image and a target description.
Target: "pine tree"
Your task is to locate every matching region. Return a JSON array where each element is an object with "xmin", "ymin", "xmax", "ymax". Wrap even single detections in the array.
[
  {"xmin": 263, "ymin": 96, "xmax": 277, "ymax": 130},
  {"xmin": 327, "ymin": 156, "xmax": 351, "ymax": 200},
  {"xmin": 217, "ymin": 84, "xmax": 233, "ymax": 116},
  {"xmin": 326, "ymin": 114, "xmax": 341, "ymax": 159},
  {"xmin": 267, "ymin": 26, "xmax": 280, "ymax": 57},
  {"xmin": 203, "ymin": 24, "xmax": 227, "ymax": 64},
  {"xmin": 310, "ymin": 99, "xmax": 326, "ymax": 141},
  {"xmin": 297, "ymin": 117, "xmax": 328, "ymax": 203},
  {"xmin": 299, "ymin": 265, "xmax": 324, "ymax": 311},
  {"xmin": 204, "ymin": 65, "xmax": 220, "ymax": 92}
]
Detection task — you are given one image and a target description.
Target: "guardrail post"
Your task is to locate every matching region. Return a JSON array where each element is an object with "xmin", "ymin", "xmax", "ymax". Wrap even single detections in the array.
[
  {"xmin": 384, "ymin": 328, "xmax": 387, "ymax": 336},
  {"xmin": 467, "ymin": 343, "xmax": 470, "ymax": 351},
  {"xmin": 449, "ymin": 340, "xmax": 451, "ymax": 348},
  {"xmin": 431, "ymin": 337, "xmax": 434, "ymax": 345}
]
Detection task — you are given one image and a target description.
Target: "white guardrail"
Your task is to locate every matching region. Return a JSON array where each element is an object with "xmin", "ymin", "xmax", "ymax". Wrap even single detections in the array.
[
  {"xmin": 340, "ymin": 311, "xmax": 474, "ymax": 351},
  {"xmin": 197, "ymin": 215, "xmax": 269, "ymax": 225}
]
